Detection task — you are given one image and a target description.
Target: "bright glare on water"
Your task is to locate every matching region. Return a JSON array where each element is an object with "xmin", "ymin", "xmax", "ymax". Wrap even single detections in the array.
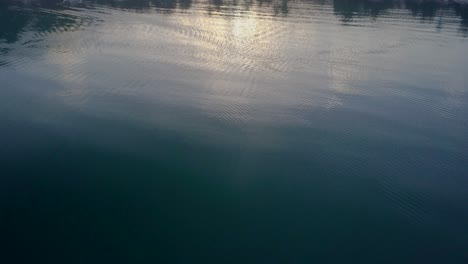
[{"xmin": 1, "ymin": 0, "xmax": 468, "ymax": 263}]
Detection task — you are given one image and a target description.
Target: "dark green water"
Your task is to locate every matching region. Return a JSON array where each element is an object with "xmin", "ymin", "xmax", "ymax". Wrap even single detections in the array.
[{"xmin": 1, "ymin": 0, "xmax": 468, "ymax": 263}]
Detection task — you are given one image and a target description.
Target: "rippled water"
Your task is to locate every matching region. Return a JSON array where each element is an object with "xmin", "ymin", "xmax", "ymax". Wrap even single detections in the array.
[{"xmin": 1, "ymin": 0, "xmax": 468, "ymax": 263}]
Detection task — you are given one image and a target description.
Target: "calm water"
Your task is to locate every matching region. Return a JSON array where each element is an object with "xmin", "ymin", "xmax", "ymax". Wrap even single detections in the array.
[{"xmin": 1, "ymin": 0, "xmax": 468, "ymax": 262}]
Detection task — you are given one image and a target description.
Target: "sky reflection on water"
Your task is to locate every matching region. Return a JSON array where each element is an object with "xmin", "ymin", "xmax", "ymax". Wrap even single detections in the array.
[{"xmin": 1, "ymin": 0, "xmax": 468, "ymax": 263}]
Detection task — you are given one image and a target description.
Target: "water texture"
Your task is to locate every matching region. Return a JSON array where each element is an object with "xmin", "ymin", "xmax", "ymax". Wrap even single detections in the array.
[{"xmin": 1, "ymin": 0, "xmax": 467, "ymax": 263}]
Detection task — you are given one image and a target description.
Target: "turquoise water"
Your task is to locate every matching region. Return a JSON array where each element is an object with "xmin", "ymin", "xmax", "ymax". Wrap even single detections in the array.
[{"xmin": 1, "ymin": 0, "xmax": 468, "ymax": 263}]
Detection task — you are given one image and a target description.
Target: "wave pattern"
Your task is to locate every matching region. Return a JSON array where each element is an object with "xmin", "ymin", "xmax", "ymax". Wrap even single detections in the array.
[{"xmin": 1, "ymin": 0, "xmax": 468, "ymax": 260}]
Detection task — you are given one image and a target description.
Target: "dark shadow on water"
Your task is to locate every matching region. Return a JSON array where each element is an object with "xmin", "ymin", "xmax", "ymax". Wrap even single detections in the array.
[
  {"xmin": 333, "ymin": 0, "xmax": 395, "ymax": 21},
  {"xmin": 1, "ymin": 0, "xmax": 467, "ymax": 20},
  {"xmin": 0, "ymin": 6, "xmax": 92, "ymax": 43},
  {"xmin": 273, "ymin": 0, "xmax": 288, "ymax": 15},
  {"xmin": 332, "ymin": 0, "xmax": 468, "ymax": 33},
  {"xmin": 0, "ymin": 6, "xmax": 94, "ymax": 68},
  {"xmin": 0, "ymin": 7, "xmax": 30, "ymax": 43},
  {"xmin": 178, "ymin": 0, "xmax": 191, "ymax": 9},
  {"xmin": 100, "ymin": 0, "xmax": 151, "ymax": 10},
  {"xmin": 0, "ymin": 0, "xmax": 467, "ymax": 48},
  {"xmin": 454, "ymin": 3, "xmax": 468, "ymax": 35}
]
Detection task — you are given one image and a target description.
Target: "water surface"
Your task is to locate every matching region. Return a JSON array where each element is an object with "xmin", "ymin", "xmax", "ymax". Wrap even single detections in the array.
[{"xmin": 1, "ymin": 0, "xmax": 468, "ymax": 263}]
